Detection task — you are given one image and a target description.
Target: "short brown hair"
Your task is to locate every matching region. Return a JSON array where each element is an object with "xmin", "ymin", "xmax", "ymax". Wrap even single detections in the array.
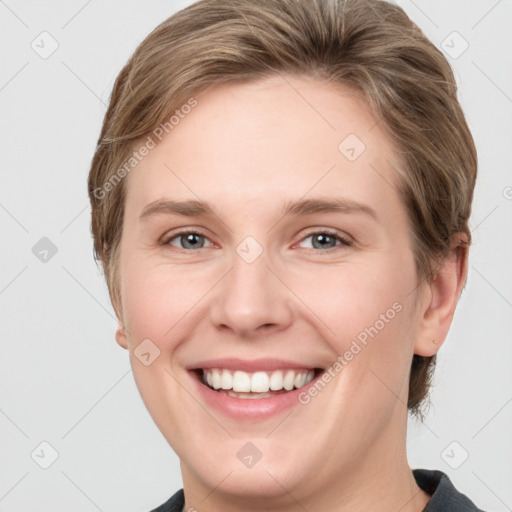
[{"xmin": 88, "ymin": 0, "xmax": 477, "ymax": 419}]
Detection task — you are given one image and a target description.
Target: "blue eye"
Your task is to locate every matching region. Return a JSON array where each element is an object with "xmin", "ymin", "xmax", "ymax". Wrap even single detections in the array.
[
  {"xmin": 164, "ymin": 231, "xmax": 213, "ymax": 250},
  {"xmin": 298, "ymin": 231, "xmax": 352, "ymax": 251},
  {"xmin": 162, "ymin": 229, "xmax": 352, "ymax": 252}
]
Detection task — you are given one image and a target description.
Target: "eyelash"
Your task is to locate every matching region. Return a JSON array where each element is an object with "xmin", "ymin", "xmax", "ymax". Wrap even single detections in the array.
[{"xmin": 161, "ymin": 229, "xmax": 353, "ymax": 253}]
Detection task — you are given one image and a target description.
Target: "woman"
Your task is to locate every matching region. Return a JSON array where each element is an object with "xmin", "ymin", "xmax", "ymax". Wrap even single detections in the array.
[{"xmin": 88, "ymin": 0, "xmax": 483, "ymax": 510}]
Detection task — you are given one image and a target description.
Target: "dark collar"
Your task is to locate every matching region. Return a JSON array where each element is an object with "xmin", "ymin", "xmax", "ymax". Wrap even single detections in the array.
[
  {"xmin": 151, "ymin": 468, "xmax": 485, "ymax": 511},
  {"xmin": 413, "ymin": 468, "xmax": 485, "ymax": 511}
]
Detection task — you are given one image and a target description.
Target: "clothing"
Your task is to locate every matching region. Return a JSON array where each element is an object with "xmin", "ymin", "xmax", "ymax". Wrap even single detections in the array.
[
  {"xmin": 149, "ymin": 468, "xmax": 485, "ymax": 511},
  {"xmin": 413, "ymin": 469, "xmax": 485, "ymax": 511},
  {"xmin": 150, "ymin": 488, "xmax": 184, "ymax": 512}
]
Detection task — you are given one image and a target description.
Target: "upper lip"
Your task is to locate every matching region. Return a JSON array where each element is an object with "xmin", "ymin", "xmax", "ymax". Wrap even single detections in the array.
[{"xmin": 187, "ymin": 358, "xmax": 321, "ymax": 372}]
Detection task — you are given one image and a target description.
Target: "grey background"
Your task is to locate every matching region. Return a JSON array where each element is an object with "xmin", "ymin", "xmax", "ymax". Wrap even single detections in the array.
[{"xmin": 1, "ymin": 1, "xmax": 511, "ymax": 511}]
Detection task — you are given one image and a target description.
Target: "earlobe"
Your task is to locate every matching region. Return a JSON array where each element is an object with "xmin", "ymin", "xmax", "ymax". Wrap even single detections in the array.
[
  {"xmin": 115, "ymin": 322, "xmax": 128, "ymax": 349},
  {"xmin": 414, "ymin": 234, "xmax": 469, "ymax": 357}
]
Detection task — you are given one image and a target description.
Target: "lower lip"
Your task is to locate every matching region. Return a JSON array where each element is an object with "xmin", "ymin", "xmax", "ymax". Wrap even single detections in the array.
[{"xmin": 189, "ymin": 370, "xmax": 323, "ymax": 420}]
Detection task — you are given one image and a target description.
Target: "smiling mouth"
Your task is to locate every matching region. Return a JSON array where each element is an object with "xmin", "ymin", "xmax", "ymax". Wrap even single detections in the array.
[{"xmin": 193, "ymin": 368, "xmax": 323, "ymax": 399}]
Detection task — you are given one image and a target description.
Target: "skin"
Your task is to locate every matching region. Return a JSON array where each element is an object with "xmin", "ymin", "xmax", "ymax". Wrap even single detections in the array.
[{"xmin": 114, "ymin": 74, "xmax": 468, "ymax": 512}]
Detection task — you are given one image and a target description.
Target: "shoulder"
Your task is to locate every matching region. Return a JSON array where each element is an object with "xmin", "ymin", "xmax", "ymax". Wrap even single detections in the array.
[
  {"xmin": 149, "ymin": 488, "xmax": 184, "ymax": 512},
  {"xmin": 413, "ymin": 468, "xmax": 486, "ymax": 511}
]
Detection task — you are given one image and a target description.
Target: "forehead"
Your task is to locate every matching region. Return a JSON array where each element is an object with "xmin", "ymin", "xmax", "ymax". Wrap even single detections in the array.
[{"xmin": 124, "ymin": 74, "xmax": 402, "ymax": 219}]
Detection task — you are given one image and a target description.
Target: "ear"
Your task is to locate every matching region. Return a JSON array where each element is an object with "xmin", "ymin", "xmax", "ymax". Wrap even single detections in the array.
[
  {"xmin": 414, "ymin": 233, "xmax": 469, "ymax": 357},
  {"xmin": 115, "ymin": 321, "xmax": 128, "ymax": 349}
]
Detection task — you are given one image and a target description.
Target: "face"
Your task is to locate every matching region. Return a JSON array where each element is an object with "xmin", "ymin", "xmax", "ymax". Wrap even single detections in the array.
[{"xmin": 116, "ymin": 75, "xmax": 428, "ymax": 501}]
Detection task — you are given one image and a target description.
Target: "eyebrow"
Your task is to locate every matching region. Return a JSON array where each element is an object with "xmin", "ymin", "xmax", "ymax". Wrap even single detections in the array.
[{"xmin": 139, "ymin": 197, "xmax": 378, "ymax": 222}]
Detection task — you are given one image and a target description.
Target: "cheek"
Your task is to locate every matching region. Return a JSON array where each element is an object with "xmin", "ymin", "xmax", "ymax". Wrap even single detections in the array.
[
  {"xmin": 120, "ymin": 257, "xmax": 216, "ymax": 349},
  {"xmin": 288, "ymin": 257, "xmax": 418, "ymax": 407},
  {"xmin": 288, "ymin": 258, "xmax": 415, "ymax": 342}
]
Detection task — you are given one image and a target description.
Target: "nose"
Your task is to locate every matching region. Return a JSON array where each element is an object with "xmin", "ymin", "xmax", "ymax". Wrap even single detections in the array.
[{"xmin": 209, "ymin": 246, "xmax": 294, "ymax": 340}]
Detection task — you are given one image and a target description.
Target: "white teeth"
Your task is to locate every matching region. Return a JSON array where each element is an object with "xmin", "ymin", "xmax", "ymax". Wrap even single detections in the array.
[
  {"xmin": 294, "ymin": 372, "xmax": 306, "ymax": 388},
  {"xmin": 250, "ymin": 371, "xmax": 269, "ymax": 392},
  {"xmin": 202, "ymin": 368, "xmax": 316, "ymax": 393},
  {"xmin": 220, "ymin": 369, "xmax": 232, "ymax": 390},
  {"xmin": 269, "ymin": 370, "xmax": 283, "ymax": 391},
  {"xmin": 211, "ymin": 368, "xmax": 222, "ymax": 390},
  {"xmin": 233, "ymin": 370, "xmax": 251, "ymax": 392},
  {"xmin": 283, "ymin": 370, "xmax": 295, "ymax": 390}
]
